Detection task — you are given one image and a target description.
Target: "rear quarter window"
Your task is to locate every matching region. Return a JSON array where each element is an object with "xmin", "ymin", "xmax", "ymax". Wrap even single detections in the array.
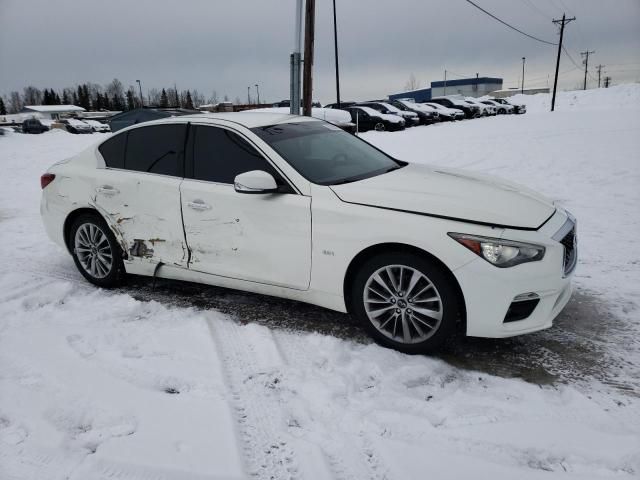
[{"xmin": 98, "ymin": 133, "xmax": 126, "ymax": 169}]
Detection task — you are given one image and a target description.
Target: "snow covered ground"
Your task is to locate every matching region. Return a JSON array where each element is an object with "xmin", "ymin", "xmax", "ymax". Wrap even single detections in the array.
[{"xmin": 1, "ymin": 85, "xmax": 639, "ymax": 479}]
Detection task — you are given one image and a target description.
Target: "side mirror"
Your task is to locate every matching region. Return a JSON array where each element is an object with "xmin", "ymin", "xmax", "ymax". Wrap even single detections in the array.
[{"xmin": 234, "ymin": 170, "xmax": 279, "ymax": 194}]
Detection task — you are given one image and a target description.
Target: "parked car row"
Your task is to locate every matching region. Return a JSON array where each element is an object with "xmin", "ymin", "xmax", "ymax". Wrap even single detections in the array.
[
  {"xmin": 324, "ymin": 95, "xmax": 525, "ymax": 132},
  {"xmin": 20, "ymin": 117, "xmax": 111, "ymax": 134}
]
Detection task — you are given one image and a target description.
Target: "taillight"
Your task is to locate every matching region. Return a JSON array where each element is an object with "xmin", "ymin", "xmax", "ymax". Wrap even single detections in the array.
[{"xmin": 41, "ymin": 173, "xmax": 55, "ymax": 189}]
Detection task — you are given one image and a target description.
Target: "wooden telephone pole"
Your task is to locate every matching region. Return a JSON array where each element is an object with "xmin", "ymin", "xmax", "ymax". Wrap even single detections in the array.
[
  {"xmin": 551, "ymin": 14, "xmax": 575, "ymax": 112},
  {"xmin": 302, "ymin": 0, "xmax": 316, "ymax": 116},
  {"xmin": 581, "ymin": 50, "xmax": 595, "ymax": 90}
]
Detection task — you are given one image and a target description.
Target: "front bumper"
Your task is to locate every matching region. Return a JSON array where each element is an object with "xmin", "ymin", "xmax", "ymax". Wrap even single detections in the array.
[{"xmin": 453, "ymin": 209, "xmax": 576, "ymax": 338}]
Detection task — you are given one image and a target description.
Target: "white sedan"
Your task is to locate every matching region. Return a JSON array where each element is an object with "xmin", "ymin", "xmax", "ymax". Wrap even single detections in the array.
[{"xmin": 40, "ymin": 113, "xmax": 576, "ymax": 353}]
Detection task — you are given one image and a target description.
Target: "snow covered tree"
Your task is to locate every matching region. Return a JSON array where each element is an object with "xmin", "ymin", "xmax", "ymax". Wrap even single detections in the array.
[
  {"xmin": 23, "ymin": 86, "xmax": 42, "ymax": 105},
  {"xmin": 126, "ymin": 89, "xmax": 136, "ymax": 111},
  {"xmin": 8, "ymin": 91, "xmax": 22, "ymax": 113},
  {"xmin": 160, "ymin": 88, "xmax": 168, "ymax": 108},
  {"xmin": 209, "ymin": 90, "xmax": 219, "ymax": 104},
  {"xmin": 404, "ymin": 73, "xmax": 420, "ymax": 91},
  {"xmin": 167, "ymin": 88, "xmax": 179, "ymax": 108},
  {"xmin": 0, "ymin": 97, "xmax": 6, "ymax": 115},
  {"xmin": 148, "ymin": 88, "xmax": 161, "ymax": 106},
  {"xmin": 184, "ymin": 90, "xmax": 194, "ymax": 109},
  {"xmin": 62, "ymin": 89, "xmax": 71, "ymax": 105},
  {"xmin": 191, "ymin": 89, "xmax": 205, "ymax": 108}
]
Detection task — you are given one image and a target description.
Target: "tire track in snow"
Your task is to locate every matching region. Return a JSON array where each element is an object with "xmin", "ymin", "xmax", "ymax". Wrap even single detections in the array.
[
  {"xmin": 273, "ymin": 333, "xmax": 389, "ymax": 480},
  {"xmin": 205, "ymin": 317, "xmax": 301, "ymax": 479}
]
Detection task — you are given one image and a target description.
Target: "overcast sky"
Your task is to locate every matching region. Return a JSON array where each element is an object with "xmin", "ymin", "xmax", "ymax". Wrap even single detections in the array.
[{"xmin": 1, "ymin": 0, "xmax": 639, "ymax": 103}]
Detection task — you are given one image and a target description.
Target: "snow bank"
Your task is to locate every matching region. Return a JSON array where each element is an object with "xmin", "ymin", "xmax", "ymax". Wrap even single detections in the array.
[{"xmin": 501, "ymin": 83, "xmax": 640, "ymax": 113}]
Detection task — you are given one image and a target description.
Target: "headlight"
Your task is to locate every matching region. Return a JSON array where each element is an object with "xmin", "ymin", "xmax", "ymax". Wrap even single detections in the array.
[{"xmin": 448, "ymin": 233, "xmax": 545, "ymax": 268}]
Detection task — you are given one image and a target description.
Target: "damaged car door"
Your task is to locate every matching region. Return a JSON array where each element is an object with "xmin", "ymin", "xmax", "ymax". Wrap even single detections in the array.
[
  {"xmin": 180, "ymin": 124, "xmax": 311, "ymax": 290},
  {"xmin": 94, "ymin": 123, "xmax": 188, "ymax": 268}
]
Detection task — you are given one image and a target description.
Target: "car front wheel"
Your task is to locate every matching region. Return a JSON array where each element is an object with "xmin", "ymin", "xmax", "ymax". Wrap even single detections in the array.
[
  {"xmin": 350, "ymin": 252, "xmax": 461, "ymax": 354},
  {"xmin": 70, "ymin": 214, "xmax": 125, "ymax": 288}
]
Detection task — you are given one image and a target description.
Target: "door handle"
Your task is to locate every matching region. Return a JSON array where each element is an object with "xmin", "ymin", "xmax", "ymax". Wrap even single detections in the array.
[
  {"xmin": 96, "ymin": 185, "xmax": 119, "ymax": 196},
  {"xmin": 187, "ymin": 199, "xmax": 211, "ymax": 211}
]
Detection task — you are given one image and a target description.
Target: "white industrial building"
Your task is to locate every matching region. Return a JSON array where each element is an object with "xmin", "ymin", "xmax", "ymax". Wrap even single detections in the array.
[{"xmin": 20, "ymin": 105, "xmax": 85, "ymax": 120}]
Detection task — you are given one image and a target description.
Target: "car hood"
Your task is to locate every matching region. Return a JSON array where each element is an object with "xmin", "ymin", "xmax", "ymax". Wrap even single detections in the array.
[
  {"xmin": 379, "ymin": 113, "xmax": 403, "ymax": 123},
  {"xmin": 330, "ymin": 163, "xmax": 555, "ymax": 229}
]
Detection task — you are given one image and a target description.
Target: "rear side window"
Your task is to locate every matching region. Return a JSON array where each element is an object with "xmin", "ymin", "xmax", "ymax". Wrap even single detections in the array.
[
  {"xmin": 98, "ymin": 133, "xmax": 126, "ymax": 169},
  {"xmin": 125, "ymin": 124, "xmax": 187, "ymax": 176},
  {"xmin": 188, "ymin": 126, "xmax": 280, "ymax": 184}
]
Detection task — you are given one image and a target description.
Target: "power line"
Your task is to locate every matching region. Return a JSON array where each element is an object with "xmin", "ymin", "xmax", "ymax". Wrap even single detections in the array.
[
  {"xmin": 464, "ymin": 0, "xmax": 557, "ymax": 45},
  {"xmin": 519, "ymin": 0, "xmax": 553, "ymax": 21},
  {"xmin": 562, "ymin": 45, "xmax": 582, "ymax": 69}
]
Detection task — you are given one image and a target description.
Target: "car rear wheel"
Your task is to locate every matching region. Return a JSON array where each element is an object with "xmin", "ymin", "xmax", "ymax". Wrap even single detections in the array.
[
  {"xmin": 350, "ymin": 252, "xmax": 460, "ymax": 354},
  {"xmin": 374, "ymin": 122, "xmax": 386, "ymax": 131},
  {"xmin": 70, "ymin": 214, "xmax": 125, "ymax": 288}
]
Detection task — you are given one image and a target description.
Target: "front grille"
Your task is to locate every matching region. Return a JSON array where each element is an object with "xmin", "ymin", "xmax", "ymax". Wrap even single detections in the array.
[{"xmin": 560, "ymin": 226, "xmax": 577, "ymax": 276}]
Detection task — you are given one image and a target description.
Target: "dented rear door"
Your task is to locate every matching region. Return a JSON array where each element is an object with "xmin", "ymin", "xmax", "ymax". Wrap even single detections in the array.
[{"xmin": 93, "ymin": 124, "xmax": 188, "ymax": 268}]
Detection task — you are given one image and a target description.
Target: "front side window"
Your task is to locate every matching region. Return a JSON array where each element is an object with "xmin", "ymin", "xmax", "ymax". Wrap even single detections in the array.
[
  {"xmin": 125, "ymin": 124, "xmax": 187, "ymax": 176},
  {"xmin": 188, "ymin": 125, "xmax": 282, "ymax": 185},
  {"xmin": 252, "ymin": 121, "xmax": 403, "ymax": 185}
]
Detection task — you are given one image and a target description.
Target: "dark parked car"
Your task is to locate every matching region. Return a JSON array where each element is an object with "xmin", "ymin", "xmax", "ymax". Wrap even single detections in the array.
[
  {"xmin": 272, "ymin": 100, "xmax": 321, "ymax": 108},
  {"xmin": 324, "ymin": 101, "xmax": 357, "ymax": 109},
  {"xmin": 429, "ymin": 97, "xmax": 480, "ymax": 119},
  {"xmin": 356, "ymin": 101, "xmax": 420, "ymax": 126},
  {"xmin": 22, "ymin": 118, "xmax": 50, "ymax": 134},
  {"xmin": 344, "ymin": 106, "xmax": 405, "ymax": 132},
  {"xmin": 387, "ymin": 99, "xmax": 439, "ymax": 125},
  {"xmin": 59, "ymin": 119, "xmax": 93, "ymax": 134}
]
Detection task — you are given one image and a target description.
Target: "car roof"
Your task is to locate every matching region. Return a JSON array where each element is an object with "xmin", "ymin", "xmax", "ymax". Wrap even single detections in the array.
[{"xmin": 136, "ymin": 112, "xmax": 321, "ymax": 129}]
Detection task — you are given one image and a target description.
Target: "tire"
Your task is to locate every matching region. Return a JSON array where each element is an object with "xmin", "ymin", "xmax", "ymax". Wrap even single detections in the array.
[
  {"xmin": 350, "ymin": 251, "xmax": 461, "ymax": 354},
  {"xmin": 69, "ymin": 213, "xmax": 126, "ymax": 288},
  {"xmin": 374, "ymin": 122, "xmax": 386, "ymax": 131}
]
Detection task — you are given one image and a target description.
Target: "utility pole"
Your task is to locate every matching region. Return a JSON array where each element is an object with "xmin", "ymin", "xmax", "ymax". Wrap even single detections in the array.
[
  {"xmin": 595, "ymin": 64, "xmax": 604, "ymax": 88},
  {"xmin": 521, "ymin": 57, "xmax": 525, "ymax": 94},
  {"xmin": 332, "ymin": 0, "xmax": 341, "ymax": 108},
  {"xmin": 444, "ymin": 70, "xmax": 447, "ymax": 95},
  {"xmin": 551, "ymin": 14, "xmax": 575, "ymax": 112},
  {"xmin": 581, "ymin": 50, "xmax": 595, "ymax": 90},
  {"xmin": 302, "ymin": 0, "xmax": 316, "ymax": 116},
  {"xmin": 136, "ymin": 79, "xmax": 143, "ymax": 108},
  {"xmin": 290, "ymin": 0, "xmax": 303, "ymax": 115},
  {"xmin": 247, "ymin": 86, "xmax": 251, "ymax": 104},
  {"xmin": 255, "ymin": 84, "xmax": 260, "ymax": 105}
]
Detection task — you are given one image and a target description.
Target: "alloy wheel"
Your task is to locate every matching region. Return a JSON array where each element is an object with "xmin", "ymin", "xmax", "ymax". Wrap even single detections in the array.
[
  {"xmin": 363, "ymin": 264, "xmax": 443, "ymax": 344},
  {"xmin": 74, "ymin": 223, "xmax": 113, "ymax": 279}
]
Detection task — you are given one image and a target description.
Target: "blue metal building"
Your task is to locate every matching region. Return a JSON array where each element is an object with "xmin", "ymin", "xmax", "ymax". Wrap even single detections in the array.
[
  {"xmin": 389, "ymin": 88, "xmax": 432, "ymax": 102},
  {"xmin": 389, "ymin": 77, "xmax": 503, "ymax": 102}
]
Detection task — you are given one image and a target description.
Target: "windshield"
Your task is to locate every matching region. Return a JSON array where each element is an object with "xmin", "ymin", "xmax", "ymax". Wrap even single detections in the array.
[{"xmin": 251, "ymin": 121, "xmax": 404, "ymax": 185}]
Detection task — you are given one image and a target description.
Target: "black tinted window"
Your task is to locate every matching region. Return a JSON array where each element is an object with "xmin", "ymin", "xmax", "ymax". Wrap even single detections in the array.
[
  {"xmin": 190, "ymin": 126, "xmax": 279, "ymax": 184},
  {"xmin": 125, "ymin": 124, "xmax": 186, "ymax": 176},
  {"xmin": 99, "ymin": 133, "xmax": 126, "ymax": 169}
]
